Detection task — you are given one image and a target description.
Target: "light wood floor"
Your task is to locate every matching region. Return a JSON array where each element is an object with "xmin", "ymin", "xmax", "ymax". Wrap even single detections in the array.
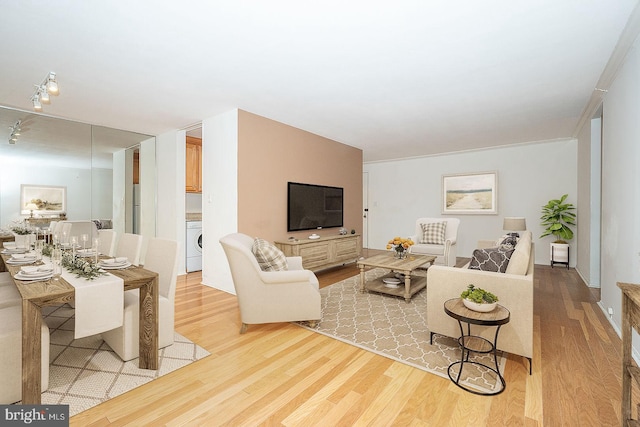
[{"xmin": 71, "ymin": 253, "xmax": 626, "ymax": 426}]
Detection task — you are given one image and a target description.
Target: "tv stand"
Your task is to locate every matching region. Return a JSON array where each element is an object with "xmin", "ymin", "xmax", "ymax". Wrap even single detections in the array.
[{"xmin": 275, "ymin": 234, "xmax": 361, "ymax": 272}]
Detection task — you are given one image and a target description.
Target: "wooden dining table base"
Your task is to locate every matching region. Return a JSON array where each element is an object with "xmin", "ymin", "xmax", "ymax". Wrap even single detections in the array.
[{"xmin": 1, "ymin": 253, "xmax": 159, "ymax": 405}]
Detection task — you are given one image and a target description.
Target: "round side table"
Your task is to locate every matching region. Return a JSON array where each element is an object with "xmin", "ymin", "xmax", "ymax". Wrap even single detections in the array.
[{"xmin": 444, "ymin": 297, "xmax": 510, "ymax": 396}]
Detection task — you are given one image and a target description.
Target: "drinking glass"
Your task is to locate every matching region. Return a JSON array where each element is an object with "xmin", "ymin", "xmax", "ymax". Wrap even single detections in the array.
[
  {"xmin": 81, "ymin": 233, "xmax": 89, "ymax": 250},
  {"xmin": 70, "ymin": 236, "xmax": 78, "ymax": 259},
  {"xmin": 52, "ymin": 248, "xmax": 62, "ymax": 279},
  {"xmin": 34, "ymin": 239, "xmax": 44, "ymax": 261},
  {"xmin": 92, "ymin": 237, "xmax": 99, "ymax": 264}
]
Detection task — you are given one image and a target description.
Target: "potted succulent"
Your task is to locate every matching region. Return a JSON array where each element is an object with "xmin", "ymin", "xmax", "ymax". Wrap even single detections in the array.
[
  {"xmin": 460, "ymin": 284, "xmax": 499, "ymax": 312},
  {"xmin": 540, "ymin": 194, "xmax": 576, "ymax": 267}
]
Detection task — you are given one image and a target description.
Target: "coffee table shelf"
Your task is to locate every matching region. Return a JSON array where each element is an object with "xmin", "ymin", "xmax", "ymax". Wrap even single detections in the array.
[{"xmin": 357, "ymin": 253, "xmax": 435, "ymax": 302}]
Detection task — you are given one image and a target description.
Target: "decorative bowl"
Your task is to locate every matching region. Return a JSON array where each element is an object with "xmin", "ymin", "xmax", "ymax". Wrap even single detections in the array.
[{"xmin": 463, "ymin": 299, "xmax": 497, "ymax": 312}]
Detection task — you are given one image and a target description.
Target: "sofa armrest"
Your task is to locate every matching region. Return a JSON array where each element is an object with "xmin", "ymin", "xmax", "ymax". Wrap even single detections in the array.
[
  {"xmin": 286, "ymin": 256, "xmax": 303, "ymax": 270},
  {"xmin": 477, "ymin": 239, "xmax": 497, "ymax": 249},
  {"xmin": 260, "ymin": 269, "xmax": 315, "ymax": 284},
  {"xmin": 426, "ymin": 265, "xmax": 533, "ymax": 359}
]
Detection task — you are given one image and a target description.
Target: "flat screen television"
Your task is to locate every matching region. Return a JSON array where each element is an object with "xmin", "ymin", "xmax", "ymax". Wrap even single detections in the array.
[{"xmin": 287, "ymin": 182, "xmax": 344, "ymax": 232}]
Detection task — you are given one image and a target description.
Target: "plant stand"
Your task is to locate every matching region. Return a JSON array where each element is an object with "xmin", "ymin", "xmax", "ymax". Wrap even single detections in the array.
[{"xmin": 550, "ymin": 243, "xmax": 569, "ymax": 269}]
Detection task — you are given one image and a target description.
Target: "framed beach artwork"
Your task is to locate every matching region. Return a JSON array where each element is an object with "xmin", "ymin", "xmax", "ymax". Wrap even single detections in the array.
[
  {"xmin": 20, "ymin": 184, "xmax": 67, "ymax": 215},
  {"xmin": 442, "ymin": 172, "xmax": 497, "ymax": 215}
]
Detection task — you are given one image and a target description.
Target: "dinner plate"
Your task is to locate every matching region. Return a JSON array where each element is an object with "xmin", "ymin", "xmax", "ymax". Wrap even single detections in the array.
[
  {"xmin": 21, "ymin": 267, "xmax": 53, "ymax": 276},
  {"xmin": 6, "ymin": 258, "xmax": 37, "ymax": 265},
  {"xmin": 99, "ymin": 261, "xmax": 131, "ymax": 270},
  {"xmin": 77, "ymin": 249, "xmax": 97, "ymax": 257},
  {"xmin": 382, "ymin": 278, "xmax": 401, "ymax": 285},
  {"xmin": 2, "ymin": 248, "xmax": 28, "ymax": 254},
  {"xmin": 14, "ymin": 272, "xmax": 53, "ymax": 281}
]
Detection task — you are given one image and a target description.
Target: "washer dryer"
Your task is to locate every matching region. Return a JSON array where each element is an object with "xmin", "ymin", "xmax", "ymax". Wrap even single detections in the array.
[{"xmin": 186, "ymin": 220, "xmax": 202, "ymax": 272}]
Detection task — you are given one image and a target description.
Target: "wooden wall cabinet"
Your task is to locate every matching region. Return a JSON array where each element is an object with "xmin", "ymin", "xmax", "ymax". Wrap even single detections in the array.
[
  {"xmin": 275, "ymin": 234, "xmax": 361, "ymax": 272},
  {"xmin": 186, "ymin": 136, "xmax": 202, "ymax": 193}
]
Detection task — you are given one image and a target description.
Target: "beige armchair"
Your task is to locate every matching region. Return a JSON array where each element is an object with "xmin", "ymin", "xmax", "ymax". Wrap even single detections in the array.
[
  {"xmin": 426, "ymin": 233, "xmax": 534, "ymax": 372},
  {"xmin": 220, "ymin": 233, "xmax": 321, "ymax": 334},
  {"xmin": 409, "ymin": 217, "xmax": 460, "ymax": 266}
]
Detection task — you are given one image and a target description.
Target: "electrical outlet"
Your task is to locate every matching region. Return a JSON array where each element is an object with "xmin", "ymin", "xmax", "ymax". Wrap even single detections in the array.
[{"xmin": 608, "ymin": 307, "xmax": 614, "ymax": 317}]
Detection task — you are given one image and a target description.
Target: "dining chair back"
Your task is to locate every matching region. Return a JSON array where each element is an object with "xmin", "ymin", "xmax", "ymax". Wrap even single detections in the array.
[
  {"xmin": 67, "ymin": 220, "xmax": 99, "ymax": 242},
  {"xmin": 115, "ymin": 233, "xmax": 144, "ymax": 266},
  {"xmin": 98, "ymin": 229, "xmax": 117, "ymax": 257},
  {"xmin": 0, "ymin": 305, "xmax": 49, "ymax": 404},
  {"xmin": 101, "ymin": 238, "xmax": 180, "ymax": 361}
]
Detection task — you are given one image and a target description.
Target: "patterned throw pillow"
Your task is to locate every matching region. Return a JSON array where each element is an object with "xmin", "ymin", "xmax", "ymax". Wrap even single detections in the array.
[
  {"xmin": 468, "ymin": 246, "xmax": 515, "ymax": 273},
  {"xmin": 252, "ymin": 238, "xmax": 288, "ymax": 271},
  {"xmin": 420, "ymin": 222, "xmax": 447, "ymax": 244}
]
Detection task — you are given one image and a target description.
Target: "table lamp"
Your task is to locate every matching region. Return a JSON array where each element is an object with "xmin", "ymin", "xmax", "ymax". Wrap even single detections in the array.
[
  {"xmin": 503, "ymin": 217, "xmax": 526, "ymax": 237},
  {"xmin": 24, "ymin": 203, "xmax": 38, "ymax": 218}
]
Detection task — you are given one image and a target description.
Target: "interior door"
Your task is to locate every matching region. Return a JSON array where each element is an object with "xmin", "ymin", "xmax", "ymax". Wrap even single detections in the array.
[{"xmin": 362, "ymin": 171, "xmax": 369, "ymax": 249}]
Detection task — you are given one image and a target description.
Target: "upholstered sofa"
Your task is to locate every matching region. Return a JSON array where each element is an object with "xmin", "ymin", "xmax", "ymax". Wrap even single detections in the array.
[
  {"xmin": 409, "ymin": 217, "xmax": 460, "ymax": 266},
  {"xmin": 426, "ymin": 231, "xmax": 534, "ymax": 371}
]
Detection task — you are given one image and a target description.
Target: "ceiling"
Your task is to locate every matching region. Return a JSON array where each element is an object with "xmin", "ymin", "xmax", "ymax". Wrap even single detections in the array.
[{"xmin": 1, "ymin": 1, "xmax": 638, "ymax": 162}]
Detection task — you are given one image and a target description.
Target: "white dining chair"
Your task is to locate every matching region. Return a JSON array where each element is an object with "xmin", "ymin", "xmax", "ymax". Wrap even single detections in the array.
[
  {"xmin": 0, "ymin": 305, "xmax": 49, "ymax": 404},
  {"xmin": 102, "ymin": 238, "xmax": 180, "ymax": 361},
  {"xmin": 98, "ymin": 229, "xmax": 117, "ymax": 257},
  {"xmin": 0, "ymin": 279, "xmax": 21, "ymax": 309},
  {"xmin": 115, "ymin": 233, "xmax": 144, "ymax": 266}
]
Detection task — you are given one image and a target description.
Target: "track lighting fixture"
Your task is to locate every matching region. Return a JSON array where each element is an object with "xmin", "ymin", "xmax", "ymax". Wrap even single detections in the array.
[
  {"xmin": 8, "ymin": 120, "xmax": 21, "ymax": 144},
  {"xmin": 30, "ymin": 71, "xmax": 59, "ymax": 112}
]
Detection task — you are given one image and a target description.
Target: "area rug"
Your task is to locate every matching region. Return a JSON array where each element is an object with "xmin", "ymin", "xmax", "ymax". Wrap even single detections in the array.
[
  {"xmin": 298, "ymin": 268, "xmax": 506, "ymax": 394},
  {"xmin": 26, "ymin": 304, "xmax": 210, "ymax": 416}
]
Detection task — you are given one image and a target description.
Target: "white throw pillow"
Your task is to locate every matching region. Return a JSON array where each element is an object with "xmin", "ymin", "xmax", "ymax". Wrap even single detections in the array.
[
  {"xmin": 252, "ymin": 238, "xmax": 288, "ymax": 272},
  {"xmin": 505, "ymin": 231, "xmax": 532, "ymax": 275}
]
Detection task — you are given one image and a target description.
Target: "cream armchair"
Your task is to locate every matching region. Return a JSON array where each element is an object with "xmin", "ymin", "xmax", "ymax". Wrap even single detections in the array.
[
  {"xmin": 220, "ymin": 233, "xmax": 321, "ymax": 334},
  {"xmin": 426, "ymin": 236, "xmax": 534, "ymax": 372},
  {"xmin": 409, "ymin": 217, "xmax": 460, "ymax": 266}
]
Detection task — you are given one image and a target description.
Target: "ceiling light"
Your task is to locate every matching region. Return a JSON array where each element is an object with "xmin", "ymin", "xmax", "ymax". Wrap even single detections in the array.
[
  {"xmin": 39, "ymin": 86, "xmax": 51, "ymax": 104},
  {"xmin": 8, "ymin": 120, "xmax": 22, "ymax": 144},
  {"xmin": 32, "ymin": 95, "xmax": 42, "ymax": 111},
  {"xmin": 30, "ymin": 71, "xmax": 60, "ymax": 111},
  {"xmin": 46, "ymin": 72, "xmax": 59, "ymax": 95}
]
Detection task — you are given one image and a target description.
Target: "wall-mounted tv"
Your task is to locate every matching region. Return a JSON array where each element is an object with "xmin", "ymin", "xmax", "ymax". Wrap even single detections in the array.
[{"xmin": 287, "ymin": 182, "xmax": 344, "ymax": 232}]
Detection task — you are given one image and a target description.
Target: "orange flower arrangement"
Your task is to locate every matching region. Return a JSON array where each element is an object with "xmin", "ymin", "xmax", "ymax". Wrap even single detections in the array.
[{"xmin": 386, "ymin": 237, "xmax": 414, "ymax": 258}]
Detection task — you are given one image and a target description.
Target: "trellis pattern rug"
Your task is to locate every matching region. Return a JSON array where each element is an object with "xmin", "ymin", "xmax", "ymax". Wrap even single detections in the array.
[
  {"xmin": 25, "ymin": 304, "xmax": 210, "ymax": 416},
  {"xmin": 298, "ymin": 268, "xmax": 506, "ymax": 394}
]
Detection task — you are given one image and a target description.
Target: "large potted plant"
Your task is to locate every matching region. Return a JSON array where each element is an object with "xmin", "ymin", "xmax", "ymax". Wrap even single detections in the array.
[{"xmin": 540, "ymin": 194, "xmax": 576, "ymax": 267}]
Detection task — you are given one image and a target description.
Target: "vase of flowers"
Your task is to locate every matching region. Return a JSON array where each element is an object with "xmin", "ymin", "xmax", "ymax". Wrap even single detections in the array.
[{"xmin": 386, "ymin": 237, "xmax": 414, "ymax": 259}]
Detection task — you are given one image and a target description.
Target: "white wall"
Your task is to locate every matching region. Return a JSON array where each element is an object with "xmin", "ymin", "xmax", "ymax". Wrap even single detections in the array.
[
  {"xmin": 155, "ymin": 130, "xmax": 186, "ymax": 275},
  {"xmin": 597, "ymin": 38, "xmax": 640, "ymax": 345},
  {"xmin": 363, "ymin": 139, "xmax": 578, "ymax": 266},
  {"xmin": 91, "ymin": 167, "xmax": 113, "ymax": 220},
  {"xmin": 201, "ymin": 109, "xmax": 238, "ymax": 294}
]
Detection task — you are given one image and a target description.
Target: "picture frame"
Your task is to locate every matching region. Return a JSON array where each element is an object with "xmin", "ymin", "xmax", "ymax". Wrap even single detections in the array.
[
  {"xmin": 20, "ymin": 184, "xmax": 67, "ymax": 215},
  {"xmin": 442, "ymin": 171, "xmax": 497, "ymax": 215}
]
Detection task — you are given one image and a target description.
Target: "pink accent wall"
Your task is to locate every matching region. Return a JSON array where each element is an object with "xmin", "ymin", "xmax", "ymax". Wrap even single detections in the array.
[{"xmin": 237, "ymin": 110, "xmax": 363, "ymax": 243}]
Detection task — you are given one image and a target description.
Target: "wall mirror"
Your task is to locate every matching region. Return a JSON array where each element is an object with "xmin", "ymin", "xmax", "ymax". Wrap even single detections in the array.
[{"xmin": 0, "ymin": 106, "xmax": 156, "ymax": 237}]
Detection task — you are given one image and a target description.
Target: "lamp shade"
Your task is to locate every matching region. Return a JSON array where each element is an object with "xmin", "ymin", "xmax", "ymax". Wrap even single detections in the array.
[
  {"xmin": 24, "ymin": 203, "xmax": 38, "ymax": 211},
  {"xmin": 503, "ymin": 217, "xmax": 526, "ymax": 231}
]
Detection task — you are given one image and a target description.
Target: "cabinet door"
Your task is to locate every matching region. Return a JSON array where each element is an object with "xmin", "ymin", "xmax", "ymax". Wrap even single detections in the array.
[{"xmin": 186, "ymin": 137, "xmax": 202, "ymax": 193}]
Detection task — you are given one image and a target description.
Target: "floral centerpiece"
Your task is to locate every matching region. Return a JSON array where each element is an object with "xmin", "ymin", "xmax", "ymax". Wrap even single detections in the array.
[
  {"xmin": 61, "ymin": 251, "xmax": 105, "ymax": 280},
  {"xmin": 9, "ymin": 220, "xmax": 30, "ymax": 235},
  {"xmin": 386, "ymin": 237, "xmax": 414, "ymax": 259}
]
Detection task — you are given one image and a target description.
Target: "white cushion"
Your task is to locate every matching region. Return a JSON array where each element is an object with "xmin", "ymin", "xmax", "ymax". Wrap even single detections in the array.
[
  {"xmin": 420, "ymin": 222, "xmax": 447, "ymax": 244},
  {"xmin": 505, "ymin": 231, "xmax": 532, "ymax": 275},
  {"xmin": 252, "ymin": 238, "xmax": 288, "ymax": 271},
  {"xmin": 411, "ymin": 243, "xmax": 445, "ymax": 256}
]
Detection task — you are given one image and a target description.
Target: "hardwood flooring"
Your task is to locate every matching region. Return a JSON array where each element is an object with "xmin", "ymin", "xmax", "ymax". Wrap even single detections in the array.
[{"xmin": 70, "ymin": 254, "xmax": 626, "ymax": 426}]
